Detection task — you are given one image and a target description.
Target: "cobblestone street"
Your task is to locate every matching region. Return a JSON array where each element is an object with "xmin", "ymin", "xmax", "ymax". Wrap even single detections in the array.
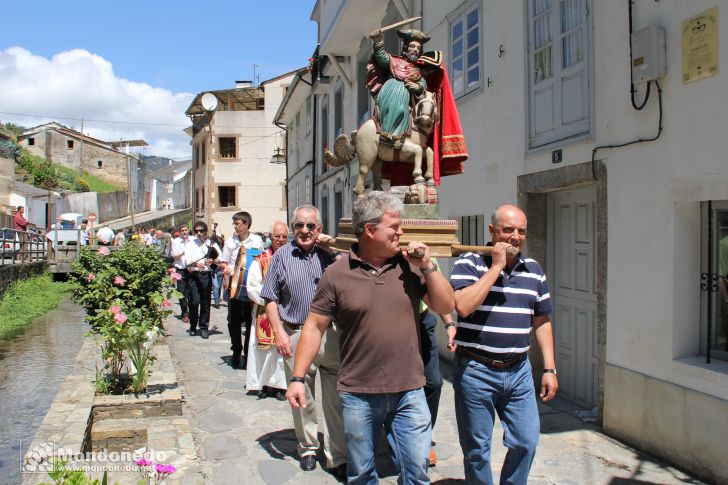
[{"xmin": 166, "ymin": 304, "xmax": 703, "ymax": 484}]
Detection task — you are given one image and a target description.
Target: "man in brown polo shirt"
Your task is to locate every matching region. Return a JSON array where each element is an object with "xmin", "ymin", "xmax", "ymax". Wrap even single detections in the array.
[{"xmin": 287, "ymin": 191, "xmax": 455, "ymax": 484}]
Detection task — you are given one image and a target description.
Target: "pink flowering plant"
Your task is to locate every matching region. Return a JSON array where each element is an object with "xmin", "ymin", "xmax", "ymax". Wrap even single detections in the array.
[
  {"xmin": 70, "ymin": 243, "xmax": 181, "ymax": 394},
  {"xmin": 134, "ymin": 458, "xmax": 177, "ymax": 485}
]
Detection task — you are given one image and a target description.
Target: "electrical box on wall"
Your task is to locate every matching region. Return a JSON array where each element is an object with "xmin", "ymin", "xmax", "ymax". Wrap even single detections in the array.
[{"xmin": 631, "ymin": 25, "xmax": 667, "ymax": 83}]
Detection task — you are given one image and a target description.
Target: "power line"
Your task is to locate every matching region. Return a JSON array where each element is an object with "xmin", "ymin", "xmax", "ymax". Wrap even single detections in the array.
[
  {"xmin": 0, "ymin": 110, "xmax": 188, "ymax": 127},
  {"xmin": 0, "ymin": 110, "xmax": 285, "ymax": 131}
]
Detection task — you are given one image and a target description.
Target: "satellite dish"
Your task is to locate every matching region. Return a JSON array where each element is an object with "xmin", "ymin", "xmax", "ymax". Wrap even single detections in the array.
[{"xmin": 201, "ymin": 93, "xmax": 218, "ymax": 112}]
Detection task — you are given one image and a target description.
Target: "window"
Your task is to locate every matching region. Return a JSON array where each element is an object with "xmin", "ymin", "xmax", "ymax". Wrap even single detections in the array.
[
  {"xmin": 28, "ymin": 137, "xmax": 35, "ymax": 146},
  {"xmin": 321, "ymin": 194, "xmax": 330, "ymax": 234},
  {"xmin": 195, "ymin": 144, "xmax": 200, "ymax": 168},
  {"xmin": 97, "ymin": 160, "xmax": 103, "ymax": 169},
  {"xmin": 219, "ymin": 137, "xmax": 237, "ymax": 159},
  {"xmin": 218, "ymin": 186, "xmax": 236, "ymax": 208},
  {"xmin": 201, "ymin": 187, "xmax": 205, "ymax": 210},
  {"xmin": 527, "ymin": 0, "xmax": 591, "ymax": 149},
  {"xmin": 460, "ymin": 214, "xmax": 485, "ymax": 246},
  {"xmin": 195, "ymin": 189, "xmax": 200, "ymax": 211},
  {"xmin": 201, "ymin": 143, "xmax": 206, "ymax": 165},
  {"xmin": 357, "ymin": 46, "xmax": 372, "ymax": 126},
  {"xmin": 67, "ymin": 140, "xmax": 74, "ymax": 149},
  {"xmin": 334, "ymin": 83, "xmax": 344, "ymax": 137},
  {"xmin": 305, "ymin": 176, "xmax": 311, "ymax": 204},
  {"xmin": 701, "ymin": 201, "xmax": 728, "ymax": 362},
  {"xmin": 295, "ymin": 112, "xmax": 301, "ymax": 168},
  {"xmin": 321, "ymin": 94, "xmax": 329, "ymax": 172},
  {"xmin": 334, "ymin": 180, "xmax": 343, "ymax": 234},
  {"xmin": 450, "ymin": 3, "xmax": 481, "ymax": 98},
  {"xmin": 306, "ymin": 97, "xmax": 312, "ymax": 135}
]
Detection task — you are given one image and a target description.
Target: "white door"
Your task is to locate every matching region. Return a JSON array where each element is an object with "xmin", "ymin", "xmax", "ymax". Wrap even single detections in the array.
[{"xmin": 548, "ymin": 186, "xmax": 598, "ymax": 409}]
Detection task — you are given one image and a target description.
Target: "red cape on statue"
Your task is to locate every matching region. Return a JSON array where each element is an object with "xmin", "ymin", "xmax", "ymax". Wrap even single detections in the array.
[{"xmin": 381, "ymin": 53, "xmax": 468, "ymax": 186}]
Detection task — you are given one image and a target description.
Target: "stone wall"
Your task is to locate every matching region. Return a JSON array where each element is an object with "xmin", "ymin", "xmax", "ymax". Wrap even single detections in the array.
[
  {"xmin": 0, "ymin": 262, "xmax": 46, "ymax": 299},
  {"xmin": 79, "ymin": 142, "xmax": 128, "ymax": 188},
  {"xmin": 0, "ymin": 155, "xmax": 13, "ymax": 212},
  {"xmin": 115, "ymin": 208, "xmax": 193, "ymax": 233},
  {"xmin": 19, "ymin": 129, "xmax": 128, "ymax": 189},
  {"xmin": 97, "ymin": 191, "xmax": 129, "ymax": 222}
]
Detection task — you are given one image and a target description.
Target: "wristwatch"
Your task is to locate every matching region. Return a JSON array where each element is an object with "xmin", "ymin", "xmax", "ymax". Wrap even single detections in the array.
[
  {"xmin": 421, "ymin": 263, "xmax": 437, "ymax": 276},
  {"xmin": 543, "ymin": 369, "xmax": 558, "ymax": 375},
  {"xmin": 290, "ymin": 376, "xmax": 306, "ymax": 383}
]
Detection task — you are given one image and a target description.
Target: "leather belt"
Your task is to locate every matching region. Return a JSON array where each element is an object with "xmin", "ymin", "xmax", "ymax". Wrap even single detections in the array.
[{"xmin": 456, "ymin": 347, "xmax": 526, "ymax": 369}]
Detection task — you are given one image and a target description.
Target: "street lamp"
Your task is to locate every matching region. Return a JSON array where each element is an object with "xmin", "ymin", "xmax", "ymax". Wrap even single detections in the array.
[{"xmin": 271, "ymin": 147, "xmax": 285, "ymax": 164}]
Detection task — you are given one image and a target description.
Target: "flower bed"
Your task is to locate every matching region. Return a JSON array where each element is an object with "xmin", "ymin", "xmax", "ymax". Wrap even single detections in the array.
[{"xmin": 70, "ymin": 243, "xmax": 180, "ymax": 395}]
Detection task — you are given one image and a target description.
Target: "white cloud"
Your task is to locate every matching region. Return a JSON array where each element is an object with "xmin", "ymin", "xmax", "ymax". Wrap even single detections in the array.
[{"xmin": 0, "ymin": 47, "xmax": 193, "ymax": 160}]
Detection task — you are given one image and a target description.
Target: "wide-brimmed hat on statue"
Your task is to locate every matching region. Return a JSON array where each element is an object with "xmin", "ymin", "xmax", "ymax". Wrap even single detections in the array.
[{"xmin": 397, "ymin": 29, "xmax": 431, "ymax": 45}]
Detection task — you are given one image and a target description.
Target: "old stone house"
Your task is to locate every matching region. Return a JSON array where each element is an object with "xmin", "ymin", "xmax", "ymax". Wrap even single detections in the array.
[{"xmin": 17, "ymin": 122, "xmax": 129, "ymax": 188}]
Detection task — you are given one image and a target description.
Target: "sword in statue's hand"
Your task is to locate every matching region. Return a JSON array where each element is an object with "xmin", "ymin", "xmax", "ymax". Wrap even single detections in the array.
[{"xmin": 371, "ymin": 17, "xmax": 422, "ymax": 41}]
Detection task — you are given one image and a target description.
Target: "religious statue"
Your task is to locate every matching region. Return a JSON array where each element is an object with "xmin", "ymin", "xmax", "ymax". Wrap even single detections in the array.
[{"xmin": 324, "ymin": 20, "xmax": 468, "ymax": 201}]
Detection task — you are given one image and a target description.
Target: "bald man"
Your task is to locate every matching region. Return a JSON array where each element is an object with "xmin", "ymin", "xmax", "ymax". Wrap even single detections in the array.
[{"xmin": 449, "ymin": 204, "xmax": 557, "ymax": 485}]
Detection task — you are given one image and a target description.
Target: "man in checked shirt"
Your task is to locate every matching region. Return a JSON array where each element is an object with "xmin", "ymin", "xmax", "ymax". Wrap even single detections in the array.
[{"xmin": 261, "ymin": 204, "xmax": 346, "ymax": 479}]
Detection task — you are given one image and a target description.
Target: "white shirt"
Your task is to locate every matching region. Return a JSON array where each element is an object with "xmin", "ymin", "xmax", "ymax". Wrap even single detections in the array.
[
  {"xmin": 171, "ymin": 236, "xmax": 189, "ymax": 269},
  {"xmin": 221, "ymin": 233, "xmax": 265, "ymax": 267},
  {"xmin": 184, "ymin": 237, "xmax": 222, "ymax": 272},
  {"xmin": 143, "ymin": 233, "xmax": 154, "ymax": 245},
  {"xmin": 96, "ymin": 226, "xmax": 115, "ymax": 244}
]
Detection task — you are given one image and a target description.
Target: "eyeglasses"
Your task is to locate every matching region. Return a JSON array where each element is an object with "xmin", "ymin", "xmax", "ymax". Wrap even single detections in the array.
[
  {"xmin": 194, "ymin": 229, "xmax": 206, "ymax": 234},
  {"xmin": 294, "ymin": 222, "xmax": 318, "ymax": 231}
]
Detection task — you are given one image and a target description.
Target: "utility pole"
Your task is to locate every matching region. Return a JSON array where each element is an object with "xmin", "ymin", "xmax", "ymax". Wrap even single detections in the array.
[
  {"xmin": 127, "ymin": 152, "xmax": 136, "ymax": 230},
  {"xmin": 79, "ymin": 118, "xmax": 84, "ymax": 169}
]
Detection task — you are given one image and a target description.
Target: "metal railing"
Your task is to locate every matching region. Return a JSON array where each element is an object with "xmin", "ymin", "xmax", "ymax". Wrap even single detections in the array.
[{"xmin": 0, "ymin": 228, "xmax": 48, "ymax": 266}]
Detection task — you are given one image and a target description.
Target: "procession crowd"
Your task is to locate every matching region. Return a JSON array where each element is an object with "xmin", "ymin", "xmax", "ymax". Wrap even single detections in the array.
[{"xmin": 163, "ymin": 191, "xmax": 558, "ymax": 485}]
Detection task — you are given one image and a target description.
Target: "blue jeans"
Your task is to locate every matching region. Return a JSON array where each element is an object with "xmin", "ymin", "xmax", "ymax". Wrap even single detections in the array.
[
  {"xmin": 339, "ymin": 389, "xmax": 431, "ymax": 485},
  {"xmin": 211, "ymin": 269, "xmax": 222, "ymax": 304},
  {"xmin": 420, "ymin": 311, "xmax": 443, "ymax": 428},
  {"xmin": 452, "ymin": 353, "xmax": 539, "ymax": 485}
]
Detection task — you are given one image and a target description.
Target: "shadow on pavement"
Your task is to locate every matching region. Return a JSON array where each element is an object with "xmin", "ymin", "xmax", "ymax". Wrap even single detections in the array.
[{"xmin": 256, "ymin": 428, "xmax": 300, "ymax": 462}]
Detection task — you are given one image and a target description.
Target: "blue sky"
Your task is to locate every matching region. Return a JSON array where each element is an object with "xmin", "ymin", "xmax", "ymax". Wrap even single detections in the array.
[{"xmin": 0, "ymin": 0, "xmax": 318, "ymax": 158}]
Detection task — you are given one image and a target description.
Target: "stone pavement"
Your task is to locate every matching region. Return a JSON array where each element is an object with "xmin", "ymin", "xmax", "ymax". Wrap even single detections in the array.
[{"xmin": 166, "ymin": 303, "xmax": 704, "ymax": 484}]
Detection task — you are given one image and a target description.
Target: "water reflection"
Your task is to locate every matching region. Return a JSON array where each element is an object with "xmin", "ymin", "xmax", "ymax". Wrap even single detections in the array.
[{"xmin": 0, "ymin": 298, "xmax": 87, "ymax": 484}]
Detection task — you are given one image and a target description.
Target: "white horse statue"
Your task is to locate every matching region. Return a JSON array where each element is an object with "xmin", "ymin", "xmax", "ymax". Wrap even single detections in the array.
[{"xmin": 324, "ymin": 91, "xmax": 437, "ymax": 196}]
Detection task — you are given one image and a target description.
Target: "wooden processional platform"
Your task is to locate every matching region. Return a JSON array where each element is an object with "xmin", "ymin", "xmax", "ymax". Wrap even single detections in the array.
[{"xmin": 333, "ymin": 216, "xmax": 461, "ymax": 258}]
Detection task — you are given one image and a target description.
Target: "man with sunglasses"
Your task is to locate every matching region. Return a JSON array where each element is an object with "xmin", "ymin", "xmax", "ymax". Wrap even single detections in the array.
[
  {"xmin": 184, "ymin": 222, "xmax": 222, "ymax": 339},
  {"xmin": 261, "ymin": 205, "xmax": 346, "ymax": 478},
  {"xmin": 219, "ymin": 211, "xmax": 264, "ymax": 369}
]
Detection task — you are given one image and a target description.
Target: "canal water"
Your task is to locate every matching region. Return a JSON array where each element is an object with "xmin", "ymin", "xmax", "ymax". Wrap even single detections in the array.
[{"xmin": 0, "ymin": 297, "xmax": 87, "ymax": 484}]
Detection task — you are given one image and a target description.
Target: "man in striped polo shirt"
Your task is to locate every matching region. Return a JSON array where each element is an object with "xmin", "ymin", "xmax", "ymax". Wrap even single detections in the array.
[
  {"xmin": 261, "ymin": 205, "xmax": 346, "ymax": 478},
  {"xmin": 450, "ymin": 204, "xmax": 558, "ymax": 485}
]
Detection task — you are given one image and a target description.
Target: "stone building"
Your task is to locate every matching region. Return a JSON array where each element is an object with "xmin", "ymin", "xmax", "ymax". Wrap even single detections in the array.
[
  {"xmin": 185, "ymin": 76, "xmax": 291, "ymax": 238},
  {"xmin": 17, "ymin": 123, "xmax": 129, "ymax": 188}
]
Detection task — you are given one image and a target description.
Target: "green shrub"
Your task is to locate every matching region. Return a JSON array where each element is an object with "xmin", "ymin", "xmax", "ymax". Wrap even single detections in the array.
[{"xmin": 70, "ymin": 243, "xmax": 180, "ymax": 394}]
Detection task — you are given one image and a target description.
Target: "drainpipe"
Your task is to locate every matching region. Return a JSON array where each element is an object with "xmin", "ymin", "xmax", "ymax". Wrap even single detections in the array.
[
  {"xmin": 274, "ymin": 121, "xmax": 289, "ymax": 224},
  {"xmin": 311, "ymin": 93, "xmax": 317, "ymax": 207}
]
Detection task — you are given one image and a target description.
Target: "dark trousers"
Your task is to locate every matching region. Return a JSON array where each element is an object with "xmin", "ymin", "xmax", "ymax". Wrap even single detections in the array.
[
  {"xmin": 420, "ymin": 311, "xmax": 443, "ymax": 428},
  {"xmin": 187, "ymin": 271, "xmax": 212, "ymax": 330},
  {"xmin": 228, "ymin": 297, "xmax": 252, "ymax": 360},
  {"xmin": 176, "ymin": 269, "xmax": 189, "ymax": 316}
]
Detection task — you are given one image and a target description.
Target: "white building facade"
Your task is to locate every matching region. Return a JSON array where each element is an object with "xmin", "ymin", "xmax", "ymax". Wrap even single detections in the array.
[
  {"xmin": 312, "ymin": 1, "xmax": 728, "ymax": 482},
  {"xmin": 186, "ymin": 76, "xmax": 291, "ymax": 238},
  {"xmin": 273, "ymin": 69, "xmax": 316, "ymax": 224}
]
